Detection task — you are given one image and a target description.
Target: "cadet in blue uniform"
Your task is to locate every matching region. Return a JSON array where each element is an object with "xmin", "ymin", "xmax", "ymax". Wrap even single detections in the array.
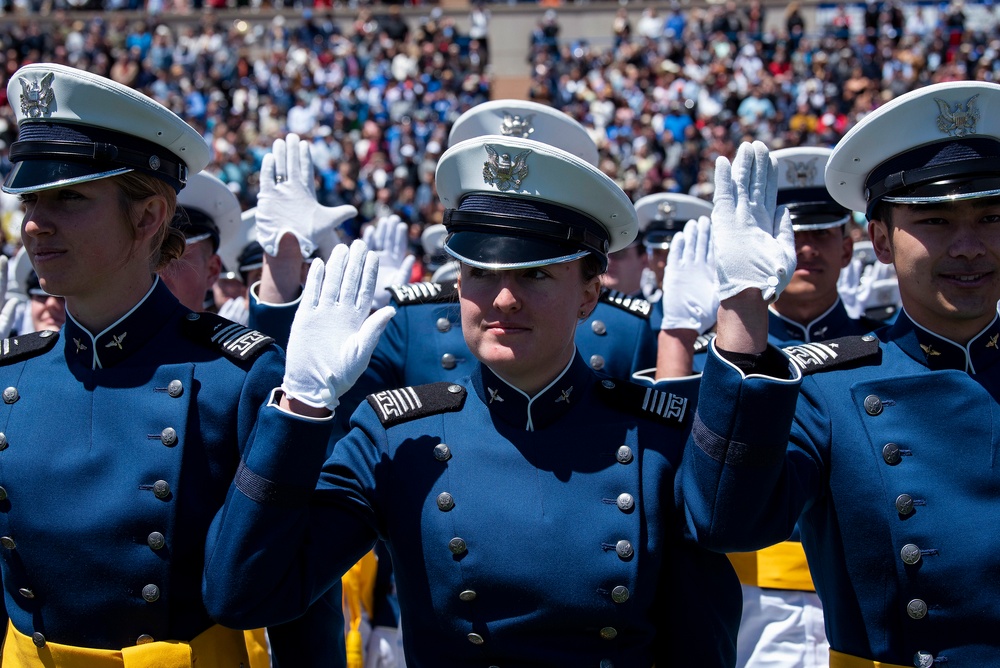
[
  {"xmin": 0, "ymin": 62, "xmax": 335, "ymax": 666},
  {"xmin": 729, "ymin": 146, "xmax": 884, "ymax": 668},
  {"xmin": 204, "ymin": 133, "xmax": 741, "ymax": 667},
  {"xmin": 681, "ymin": 81, "xmax": 1000, "ymax": 668}
]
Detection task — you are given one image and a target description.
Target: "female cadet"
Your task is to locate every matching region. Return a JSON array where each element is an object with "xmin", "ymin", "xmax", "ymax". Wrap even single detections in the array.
[
  {"xmin": 203, "ymin": 134, "xmax": 741, "ymax": 667},
  {"xmin": 0, "ymin": 63, "xmax": 340, "ymax": 665}
]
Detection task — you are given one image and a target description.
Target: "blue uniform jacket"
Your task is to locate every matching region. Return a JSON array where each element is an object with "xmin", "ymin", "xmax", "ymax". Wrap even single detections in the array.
[
  {"xmin": 205, "ymin": 354, "xmax": 740, "ymax": 667},
  {"xmin": 768, "ymin": 297, "xmax": 880, "ymax": 346},
  {"xmin": 681, "ymin": 311, "xmax": 1000, "ymax": 665},
  {"xmin": 0, "ymin": 279, "xmax": 329, "ymax": 650}
]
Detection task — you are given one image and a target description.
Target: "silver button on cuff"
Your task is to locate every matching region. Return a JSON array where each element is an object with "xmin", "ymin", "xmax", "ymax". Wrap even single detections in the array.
[
  {"xmin": 142, "ymin": 584, "xmax": 160, "ymax": 603},
  {"xmin": 864, "ymin": 394, "xmax": 883, "ymax": 416},
  {"xmin": 436, "ymin": 492, "xmax": 455, "ymax": 511},
  {"xmin": 906, "ymin": 599, "xmax": 927, "ymax": 619}
]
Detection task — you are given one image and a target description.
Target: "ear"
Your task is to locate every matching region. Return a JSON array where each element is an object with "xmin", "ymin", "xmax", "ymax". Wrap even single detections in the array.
[
  {"xmin": 580, "ymin": 275, "xmax": 601, "ymax": 318},
  {"xmin": 838, "ymin": 232, "xmax": 854, "ymax": 269},
  {"xmin": 206, "ymin": 252, "xmax": 222, "ymax": 287},
  {"xmin": 869, "ymin": 219, "xmax": 894, "ymax": 265},
  {"xmin": 135, "ymin": 196, "xmax": 170, "ymax": 244}
]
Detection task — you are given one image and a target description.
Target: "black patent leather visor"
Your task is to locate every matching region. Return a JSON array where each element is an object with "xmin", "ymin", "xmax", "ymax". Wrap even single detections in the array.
[{"xmin": 2, "ymin": 159, "xmax": 131, "ymax": 194}]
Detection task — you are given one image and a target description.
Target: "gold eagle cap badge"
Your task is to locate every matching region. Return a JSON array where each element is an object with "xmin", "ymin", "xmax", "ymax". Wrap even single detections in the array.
[{"xmin": 483, "ymin": 145, "xmax": 531, "ymax": 191}]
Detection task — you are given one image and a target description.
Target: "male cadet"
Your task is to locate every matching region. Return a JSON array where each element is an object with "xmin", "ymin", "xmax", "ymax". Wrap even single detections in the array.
[
  {"xmin": 159, "ymin": 171, "xmax": 240, "ymax": 312},
  {"xmin": 681, "ymin": 81, "xmax": 1000, "ymax": 667}
]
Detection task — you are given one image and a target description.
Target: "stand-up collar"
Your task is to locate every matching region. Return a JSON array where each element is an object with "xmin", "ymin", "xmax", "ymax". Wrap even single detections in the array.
[
  {"xmin": 889, "ymin": 309, "xmax": 1000, "ymax": 374},
  {"xmin": 64, "ymin": 277, "xmax": 180, "ymax": 370},
  {"xmin": 472, "ymin": 353, "xmax": 593, "ymax": 431},
  {"xmin": 768, "ymin": 298, "xmax": 855, "ymax": 345}
]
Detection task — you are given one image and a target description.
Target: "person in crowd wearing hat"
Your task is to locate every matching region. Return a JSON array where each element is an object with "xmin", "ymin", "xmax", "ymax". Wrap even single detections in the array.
[
  {"xmin": 0, "ymin": 62, "xmax": 350, "ymax": 666},
  {"xmin": 680, "ymin": 80, "xmax": 1000, "ymax": 667},
  {"xmin": 159, "ymin": 171, "xmax": 241, "ymax": 313},
  {"xmin": 204, "ymin": 130, "xmax": 741, "ymax": 667},
  {"xmin": 634, "ymin": 193, "xmax": 714, "ymax": 307},
  {"xmin": 24, "ymin": 269, "xmax": 65, "ymax": 333}
]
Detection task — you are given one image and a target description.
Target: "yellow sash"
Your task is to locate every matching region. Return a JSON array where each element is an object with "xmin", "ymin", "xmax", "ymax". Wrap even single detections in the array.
[
  {"xmin": 342, "ymin": 549, "xmax": 378, "ymax": 668},
  {"xmin": 3, "ymin": 620, "xmax": 252, "ymax": 668},
  {"xmin": 829, "ymin": 649, "xmax": 911, "ymax": 668},
  {"xmin": 728, "ymin": 540, "xmax": 816, "ymax": 591}
]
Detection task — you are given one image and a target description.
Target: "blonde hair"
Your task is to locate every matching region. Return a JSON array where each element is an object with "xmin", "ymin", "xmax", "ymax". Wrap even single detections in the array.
[{"xmin": 114, "ymin": 171, "xmax": 184, "ymax": 271}]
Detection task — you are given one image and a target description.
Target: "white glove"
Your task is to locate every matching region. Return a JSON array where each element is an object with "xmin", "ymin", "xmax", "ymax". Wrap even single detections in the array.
[
  {"xmin": 711, "ymin": 141, "xmax": 797, "ymax": 302},
  {"xmin": 837, "ymin": 256, "xmax": 865, "ymax": 318},
  {"xmin": 256, "ymin": 133, "xmax": 358, "ymax": 259},
  {"xmin": 0, "ymin": 256, "xmax": 19, "ymax": 337},
  {"xmin": 217, "ymin": 296, "xmax": 249, "ymax": 326},
  {"xmin": 660, "ymin": 216, "xmax": 719, "ymax": 334},
  {"xmin": 362, "ymin": 215, "xmax": 416, "ymax": 310},
  {"xmin": 281, "ymin": 240, "xmax": 396, "ymax": 411}
]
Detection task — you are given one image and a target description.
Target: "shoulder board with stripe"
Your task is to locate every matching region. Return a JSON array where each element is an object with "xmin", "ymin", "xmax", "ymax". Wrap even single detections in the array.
[
  {"xmin": 782, "ymin": 335, "xmax": 881, "ymax": 376},
  {"xmin": 599, "ymin": 289, "xmax": 652, "ymax": 319},
  {"xmin": 181, "ymin": 312, "xmax": 275, "ymax": 364},
  {"xmin": 367, "ymin": 381, "xmax": 467, "ymax": 428},
  {"xmin": 0, "ymin": 330, "xmax": 59, "ymax": 365},
  {"xmin": 693, "ymin": 332, "xmax": 716, "ymax": 354},
  {"xmin": 387, "ymin": 282, "xmax": 458, "ymax": 306},
  {"xmin": 593, "ymin": 377, "xmax": 689, "ymax": 428}
]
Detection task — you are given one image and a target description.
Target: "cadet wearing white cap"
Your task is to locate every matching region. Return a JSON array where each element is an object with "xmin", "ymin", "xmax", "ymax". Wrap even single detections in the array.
[
  {"xmin": 681, "ymin": 81, "xmax": 1000, "ymax": 668},
  {"xmin": 203, "ymin": 133, "xmax": 741, "ymax": 667},
  {"xmin": 634, "ymin": 193, "xmax": 714, "ymax": 297},
  {"xmin": 160, "ymin": 171, "xmax": 241, "ymax": 312},
  {"xmin": 0, "ymin": 62, "xmax": 341, "ymax": 666}
]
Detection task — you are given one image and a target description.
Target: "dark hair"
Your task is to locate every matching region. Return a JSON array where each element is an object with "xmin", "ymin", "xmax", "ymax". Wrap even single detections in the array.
[
  {"xmin": 114, "ymin": 171, "xmax": 182, "ymax": 271},
  {"xmin": 581, "ymin": 253, "xmax": 605, "ymax": 282}
]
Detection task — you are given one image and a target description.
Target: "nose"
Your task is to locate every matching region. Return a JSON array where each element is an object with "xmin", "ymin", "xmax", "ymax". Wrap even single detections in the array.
[
  {"xmin": 492, "ymin": 279, "xmax": 521, "ymax": 313},
  {"xmin": 21, "ymin": 201, "xmax": 55, "ymax": 238},
  {"xmin": 949, "ymin": 225, "xmax": 988, "ymax": 261}
]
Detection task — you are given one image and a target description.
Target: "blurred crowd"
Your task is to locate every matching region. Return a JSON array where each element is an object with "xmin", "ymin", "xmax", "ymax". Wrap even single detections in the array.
[{"xmin": 0, "ymin": 0, "xmax": 995, "ymax": 262}]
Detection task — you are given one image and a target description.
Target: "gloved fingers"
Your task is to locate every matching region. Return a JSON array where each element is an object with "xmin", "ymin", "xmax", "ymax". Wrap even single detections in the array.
[
  {"xmin": 397, "ymin": 254, "xmax": 416, "ymax": 283},
  {"xmin": 749, "ymin": 141, "xmax": 772, "ymax": 218},
  {"xmin": 321, "ymin": 243, "xmax": 350, "ymax": 308},
  {"xmin": 272, "ymin": 137, "xmax": 288, "ymax": 184},
  {"xmin": 361, "ymin": 223, "xmax": 375, "ymax": 248},
  {"xmin": 761, "ymin": 142, "xmax": 778, "ymax": 218},
  {"xmin": 357, "ymin": 305, "xmax": 396, "ymax": 347},
  {"xmin": 712, "ymin": 155, "xmax": 736, "ymax": 213},
  {"xmin": 286, "ymin": 134, "xmax": 303, "ymax": 187},
  {"xmin": 357, "ymin": 248, "xmax": 380, "ymax": 311},
  {"xmin": 680, "ymin": 219, "xmax": 699, "ymax": 266},
  {"xmin": 695, "ymin": 215, "xmax": 712, "ymax": 263},
  {"xmin": 302, "ymin": 257, "xmax": 326, "ymax": 310},
  {"xmin": 260, "ymin": 153, "xmax": 276, "ymax": 195},
  {"xmin": 388, "ymin": 218, "xmax": 408, "ymax": 261},
  {"xmin": 296, "ymin": 136, "xmax": 315, "ymax": 193},
  {"xmin": 336, "ymin": 239, "xmax": 371, "ymax": 307},
  {"xmin": 0, "ymin": 255, "xmax": 9, "ymax": 303}
]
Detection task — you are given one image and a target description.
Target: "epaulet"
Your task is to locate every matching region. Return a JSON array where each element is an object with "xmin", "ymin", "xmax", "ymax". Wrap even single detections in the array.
[
  {"xmin": 593, "ymin": 377, "xmax": 689, "ymax": 428},
  {"xmin": 693, "ymin": 332, "xmax": 716, "ymax": 354},
  {"xmin": 782, "ymin": 335, "xmax": 881, "ymax": 376},
  {"xmin": 180, "ymin": 312, "xmax": 275, "ymax": 364},
  {"xmin": 0, "ymin": 330, "xmax": 58, "ymax": 365},
  {"xmin": 367, "ymin": 381, "xmax": 467, "ymax": 428},
  {"xmin": 599, "ymin": 289, "xmax": 652, "ymax": 319},
  {"xmin": 387, "ymin": 282, "xmax": 458, "ymax": 306}
]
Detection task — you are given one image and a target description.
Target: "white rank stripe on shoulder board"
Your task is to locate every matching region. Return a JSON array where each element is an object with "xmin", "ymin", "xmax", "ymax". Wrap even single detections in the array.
[
  {"xmin": 181, "ymin": 312, "xmax": 274, "ymax": 364},
  {"xmin": 387, "ymin": 282, "xmax": 458, "ymax": 306},
  {"xmin": 367, "ymin": 381, "xmax": 467, "ymax": 428},
  {"xmin": 781, "ymin": 335, "xmax": 882, "ymax": 375},
  {"xmin": 600, "ymin": 289, "xmax": 652, "ymax": 319},
  {"xmin": 211, "ymin": 322, "xmax": 273, "ymax": 360},
  {"xmin": 642, "ymin": 386, "xmax": 689, "ymax": 422}
]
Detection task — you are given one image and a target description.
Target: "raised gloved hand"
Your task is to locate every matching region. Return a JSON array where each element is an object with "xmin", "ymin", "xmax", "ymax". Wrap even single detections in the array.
[
  {"xmin": 256, "ymin": 133, "xmax": 357, "ymax": 259},
  {"xmin": 281, "ymin": 240, "xmax": 396, "ymax": 411},
  {"xmin": 837, "ymin": 256, "xmax": 865, "ymax": 318},
  {"xmin": 362, "ymin": 215, "xmax": 416, "ymax": 310},
  {"xmin": 660, "ymin": 216, "xmax": 719, "ymax": 334},
  {"xmin": 0, "ymin": 256, "xmax": 20, "ymax": 337},
  {"xmin": 711, "ymin": 141, "xmax": 796, "ymax": 303}
]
